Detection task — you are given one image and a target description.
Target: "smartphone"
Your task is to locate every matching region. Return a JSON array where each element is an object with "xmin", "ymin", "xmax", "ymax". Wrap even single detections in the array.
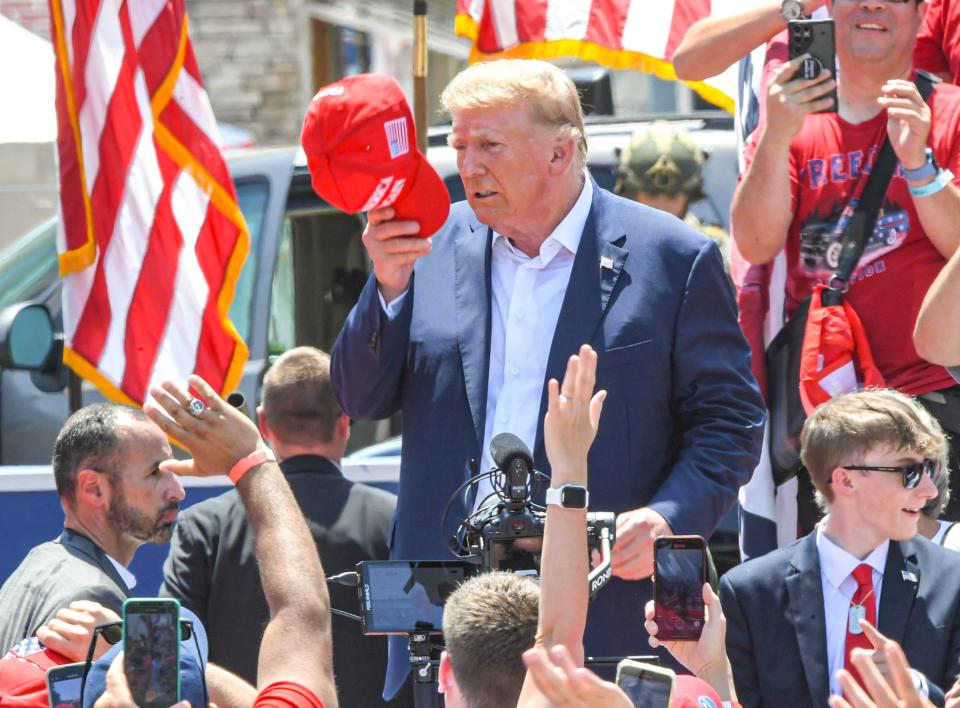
[
  {"xmin": 357, "ymin": 560, "xmax": 474, "ymax": 635},
  {"xmin": 46, "ymin": 662, "xmax": 86, "ymax": 708},
  {"xmin": 615, "ymin": 660, "xmax": 676, "ymax": 708},
  {"xmin": 122, "ymin": 598, "xmax": 181, "ymax": 708},
  {"xmin": 653, "ymin": 535, "xmax": 707, "ymax": 641},
  {"xmin": 788, "ymin": 18, "xmax": 837, "ymax": 113}
]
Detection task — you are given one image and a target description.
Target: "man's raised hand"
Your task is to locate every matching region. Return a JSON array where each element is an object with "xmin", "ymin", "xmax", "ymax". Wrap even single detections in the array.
[
  {"xmin": 543, "ymin": 344, "xmax": 606, "ymax": 486},
  {"xmin": 145, "ymin": 375, "xmax": 265, "ymax": 478}
]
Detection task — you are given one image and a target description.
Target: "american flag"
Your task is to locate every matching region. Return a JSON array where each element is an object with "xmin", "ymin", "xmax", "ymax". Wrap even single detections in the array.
[
  {"xmin": 48, "ymin": 0, "xmax": 249, "ymax": 406},
  {"xmin": 454, "ymin": 0, "xmax": 778, "ymax": 113}
]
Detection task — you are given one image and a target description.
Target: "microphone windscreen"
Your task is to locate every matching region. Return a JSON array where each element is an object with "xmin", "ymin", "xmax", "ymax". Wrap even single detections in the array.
[{"xmin": 490, "ymin": 432, "xmax": 533, "ymax": 470}]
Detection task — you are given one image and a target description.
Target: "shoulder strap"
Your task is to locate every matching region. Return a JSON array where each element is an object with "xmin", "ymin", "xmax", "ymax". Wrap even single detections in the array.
[{"xmin": 823, "ymin": 71, "xmax": 940, "ymax": 305}]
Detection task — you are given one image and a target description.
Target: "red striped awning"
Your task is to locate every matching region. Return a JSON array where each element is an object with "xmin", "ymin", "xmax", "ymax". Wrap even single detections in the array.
[{"xmin": 49, "ymin": 0, "xmax": 249, "ymax": 406}]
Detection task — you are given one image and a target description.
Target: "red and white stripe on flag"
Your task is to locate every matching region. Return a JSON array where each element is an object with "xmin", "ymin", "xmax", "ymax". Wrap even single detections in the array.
[
  {"xmin": 49, "ymin": 0, "xmax": 249, "ymax": 406},
  {"xmin": 455, "ymin": 0, "xmax": 757, "ymax": 113}
]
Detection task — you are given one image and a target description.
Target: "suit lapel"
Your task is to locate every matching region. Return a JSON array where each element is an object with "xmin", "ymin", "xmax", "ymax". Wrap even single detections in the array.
[
  {"xmin": 877, "ymin": 540, "xmax": 920, "ymax": 643},
  {"xmin": 455, "ymin": 216, "xmax": 494, "ymax": 451},
  {"xmin": 60, "ymin": 528, "xmax": 131, "ymax": 594},
  {"xmin": 532, "ymin": 184, "xmax": 628, "ymax": 464},
  {"xmin": 785, "ymin": 533, "xmax": 831, "ymax": 707}
]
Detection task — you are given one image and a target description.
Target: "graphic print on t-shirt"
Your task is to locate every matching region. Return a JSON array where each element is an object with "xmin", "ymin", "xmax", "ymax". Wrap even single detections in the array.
[{"xmin": 798, "ymin": 198, "xmax": 910, "ymax": 277}]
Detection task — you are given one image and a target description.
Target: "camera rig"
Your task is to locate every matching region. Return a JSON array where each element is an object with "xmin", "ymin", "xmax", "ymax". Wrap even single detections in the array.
[{"xmin": 443, "ymin": 432, "xmax": 616, "ymax": 597}]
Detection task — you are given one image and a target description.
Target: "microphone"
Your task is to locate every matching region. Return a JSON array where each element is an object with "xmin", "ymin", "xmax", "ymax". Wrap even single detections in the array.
[{"xmin": 490, "ymin": 433, "xmax": 533, "ymax": 503}]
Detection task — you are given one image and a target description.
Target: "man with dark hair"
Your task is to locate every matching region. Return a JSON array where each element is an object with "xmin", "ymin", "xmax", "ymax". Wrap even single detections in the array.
[
  {"xmin": 161, "ymin": 347, "xmax": 399, "ymax": 706},
  {"xmin": 0, "ymin": 403, "xmax": 184, "ymax": 651}
]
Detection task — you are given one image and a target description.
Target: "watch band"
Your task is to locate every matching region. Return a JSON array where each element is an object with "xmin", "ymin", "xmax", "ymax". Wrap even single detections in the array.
[
  {"xmin": 545, "ymin": 484, "xmax": 589, "ymax": 509},
  {"xmin": 228, "ymin": 448, "xmax": 277, "ymax": 484},
  {"xmin": 902, "ymin": 148, "xmax": 938, "ymax": 182},
  {"xmin": 909, "ymin": 168, "xmax": 954, "ymax": 198}
]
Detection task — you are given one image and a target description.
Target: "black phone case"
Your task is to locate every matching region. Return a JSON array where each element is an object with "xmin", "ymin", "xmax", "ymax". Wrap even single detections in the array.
[
  {"xmin": 653, "ymin": 536, "xmax": 706, "ymax": 641},
  {"xmin": 788, "ymin": 18, "xmax": 838, "ymax": 113}
]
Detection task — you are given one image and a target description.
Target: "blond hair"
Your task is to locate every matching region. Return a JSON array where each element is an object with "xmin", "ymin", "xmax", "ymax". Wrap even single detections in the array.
[
  {"xmin": 800, "ymin": 389, "xmax": 949, "ymax": 510},
  {"xmin": 261, "ymin": 347, "xmax": 342, "ymax": 446},
  {"xmin": 442, "ymin": 571, "xmax": 539, "ymax": 708},
  {"xmin": 441, "ymin": 59, "xmax": 587, "ymax": 168}
]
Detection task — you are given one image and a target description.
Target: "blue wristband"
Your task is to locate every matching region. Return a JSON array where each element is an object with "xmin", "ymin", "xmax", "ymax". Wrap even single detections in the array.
[{"xmin": 909, "ymin": 168, "xmax": 954, "ymax": 198}]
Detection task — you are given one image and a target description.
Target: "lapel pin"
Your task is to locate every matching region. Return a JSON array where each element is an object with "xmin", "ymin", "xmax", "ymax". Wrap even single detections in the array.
[
  {"xmin": 600, "ymin": 256, "xmax": 614, "ymax": 270},
  {"xmin": 902, "ymin": 569, "xmax": 918, "ymax": 583}
]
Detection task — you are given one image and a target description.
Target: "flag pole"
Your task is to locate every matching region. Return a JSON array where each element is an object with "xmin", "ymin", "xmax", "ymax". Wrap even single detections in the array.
[{"xmin": 413, "ymin": 0, "xmax": 428, "ymax": 154}]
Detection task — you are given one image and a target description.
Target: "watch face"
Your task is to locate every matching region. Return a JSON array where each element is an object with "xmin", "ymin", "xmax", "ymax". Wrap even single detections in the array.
[
  {"xmin": 782, "ymin": 0, "xmax": 803, "ymax": 20},
  {"xmin": 561, "ymin": 486, "xmax": 588, "ymax": 508}
]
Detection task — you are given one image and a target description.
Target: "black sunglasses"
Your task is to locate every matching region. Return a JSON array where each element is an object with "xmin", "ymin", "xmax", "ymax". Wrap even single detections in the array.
[{"xmin": 842, "ymin": 459, "xmax": 938, "ymax": 489}]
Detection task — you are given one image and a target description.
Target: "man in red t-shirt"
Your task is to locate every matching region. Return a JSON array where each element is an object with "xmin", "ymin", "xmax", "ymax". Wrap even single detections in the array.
[
  {"xmin": 733, "ymin": 0, "xmax": 960, "ymax": 392},
  {"xmin": 916, "ymin": 0, "xmax": 960, "ymax": 83}
]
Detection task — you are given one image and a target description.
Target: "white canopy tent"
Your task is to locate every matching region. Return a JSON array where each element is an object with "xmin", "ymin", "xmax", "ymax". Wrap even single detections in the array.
[{"xmin": 0, "ymin": 15, "xmax": 58, "ymax": 250}]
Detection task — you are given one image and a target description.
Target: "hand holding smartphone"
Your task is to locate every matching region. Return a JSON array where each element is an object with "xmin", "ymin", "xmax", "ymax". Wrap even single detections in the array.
[
  {"xmin": 787, "ymin": 18, "xmax": 838, "ymax": 113},
  {"xmin": 615, "ymin": 660, "xmax": 676, "ymax": 708},
  {"xmin": 122, "ymin": 599, "xmax": 181, "ymax": 708},
  {"xmin": 46, "ymin": 662, "xmax": 86, "ymax": 708},
  {"xmin": 652, "ymin": 535, "xmax": 707, "ymax": 641}
]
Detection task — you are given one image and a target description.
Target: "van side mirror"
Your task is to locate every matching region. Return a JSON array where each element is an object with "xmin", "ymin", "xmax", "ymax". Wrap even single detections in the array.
[{"xmin": 0, "ymin": 303, "xmax": 56, "ymax": 370}]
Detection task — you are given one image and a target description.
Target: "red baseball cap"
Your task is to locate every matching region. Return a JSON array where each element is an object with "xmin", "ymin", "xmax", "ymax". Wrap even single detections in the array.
[
  {"xmin": 671, "ymin": 675, "xmax": 723, "ymax": 708},
  {"xmin": 300, "ymin": 73, "xmax": 450, "ymax": 238}
]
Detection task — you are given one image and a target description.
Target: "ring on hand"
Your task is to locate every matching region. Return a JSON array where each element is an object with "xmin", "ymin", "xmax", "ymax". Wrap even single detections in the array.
[
  {"xmin": 187, "ymin": 397, "xmax": 206, "ymax": 418},
  {"xmin": 558, "ymin": 395, "xmax": 569, "ymax": 403}
]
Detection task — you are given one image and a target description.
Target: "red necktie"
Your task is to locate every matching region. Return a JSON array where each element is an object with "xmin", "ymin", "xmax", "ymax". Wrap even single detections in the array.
[{"xmin": 844, "ymin": 563, "xmax": 877, "ymax": 689}]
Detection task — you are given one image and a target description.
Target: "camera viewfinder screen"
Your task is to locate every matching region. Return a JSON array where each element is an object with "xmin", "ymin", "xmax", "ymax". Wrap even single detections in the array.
[
  {"xmin": 123, "ymin": 609, "xmax": 179, "ymax": 706},
  {"xmin": 654, "ymin": 546, "xmax": 705, "ymax": 639},
  {"xmin": 617, "ymin": 673, "xmax": 672, "ymax": 708},
  {"xmin": 362, "ymin": 562, "xmax": 468, "ymax": 634},
  {"xmin": 48, "ymin": 670, "xmax": 84, "ymax": 708}
]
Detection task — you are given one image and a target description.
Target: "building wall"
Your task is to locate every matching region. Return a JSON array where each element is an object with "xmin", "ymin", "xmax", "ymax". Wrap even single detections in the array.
[
  {"xmin": 0, "ymin": 0, "xmax": 50, "ymax": 41},
  {"xmin": 188, "ymin": 0, "xmax": 308, "ymax": 145}
]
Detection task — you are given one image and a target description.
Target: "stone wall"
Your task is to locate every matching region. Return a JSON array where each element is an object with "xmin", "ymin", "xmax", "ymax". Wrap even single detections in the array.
[{"xmin": 188, "ymin": 0, "xmax": 307, "ymax": 146}]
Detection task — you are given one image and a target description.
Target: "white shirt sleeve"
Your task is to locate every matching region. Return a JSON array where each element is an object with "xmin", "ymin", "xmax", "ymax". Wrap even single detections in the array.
[{"xmin": 378, "ymin": 287, "xmax": 409, "ymax": 319}]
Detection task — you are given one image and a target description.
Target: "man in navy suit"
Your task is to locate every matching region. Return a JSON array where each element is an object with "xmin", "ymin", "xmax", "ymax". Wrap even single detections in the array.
[
  {"xmin": 721, "ymin": 389, "xmax": 960, "ymax": 707},
  {"xmin": 330, "ymin": 58, "xmax": 765, "ymax": 697}
]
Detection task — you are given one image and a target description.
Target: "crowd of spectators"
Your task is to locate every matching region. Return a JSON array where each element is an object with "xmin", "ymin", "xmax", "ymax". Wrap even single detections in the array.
[{"xmin": 3, "ymin": 0, "xmax": 960, "ymax": 706}]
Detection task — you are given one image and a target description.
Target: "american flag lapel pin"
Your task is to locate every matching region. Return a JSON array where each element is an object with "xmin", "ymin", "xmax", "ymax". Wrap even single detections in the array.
[
  {"xmin": 600, "ymin": 256, "xmax": 614, "ymax": 270},
  {"xmin": 902, "ymin": 569, "xmax": 918, "ymax": 583}
]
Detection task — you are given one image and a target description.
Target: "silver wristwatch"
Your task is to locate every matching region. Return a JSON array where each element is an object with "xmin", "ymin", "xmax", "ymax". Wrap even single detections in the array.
[
  {"xmin": 780, "ymin": 0, "xmax": 804, "ymax": 21},
  {"xmin": 545, "ymin": 484, "xmax": 589, "ymax": 510}
]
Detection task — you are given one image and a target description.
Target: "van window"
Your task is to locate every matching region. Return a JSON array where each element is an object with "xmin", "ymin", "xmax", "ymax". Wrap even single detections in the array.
[
  {"xmin": 230, "ymin": 179, "xmax": 270, "ymax": 344},
  {"xmin": 0, "ymin": 218, "xmax": 59, "ymax": 310}
]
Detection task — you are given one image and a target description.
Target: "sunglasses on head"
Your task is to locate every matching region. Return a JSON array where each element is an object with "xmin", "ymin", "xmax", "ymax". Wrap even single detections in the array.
[{"xmin": 842, "ymin": 459, "xmax": 938, "ymax": 489}]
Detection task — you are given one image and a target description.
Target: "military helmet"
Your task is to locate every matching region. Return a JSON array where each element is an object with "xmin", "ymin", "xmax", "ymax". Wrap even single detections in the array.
[{"xmin": 615, "ymin": 121, "xmax": 706, "ymax": 201}]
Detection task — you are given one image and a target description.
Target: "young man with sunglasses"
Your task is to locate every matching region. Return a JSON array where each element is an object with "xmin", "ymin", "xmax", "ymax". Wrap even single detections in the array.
[{"xmin": 720, "ymin": 389, "xmax": 960, "ymax": 707}]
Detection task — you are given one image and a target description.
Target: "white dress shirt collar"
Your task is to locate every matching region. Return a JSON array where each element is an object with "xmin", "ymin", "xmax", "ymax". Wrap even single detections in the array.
[
  {"xmin": 106, "ymin": 553, "xmax": 137, "ymax": 590},
  {"xmin": 816, "ymin": 524, "xmax": 889, "ymax": 591},
  {"xmin": 491, "ymin": 173, "xmax": 592, "ymax": 263}
]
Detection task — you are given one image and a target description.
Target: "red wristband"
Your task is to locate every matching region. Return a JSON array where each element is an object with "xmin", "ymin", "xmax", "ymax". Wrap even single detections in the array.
[{"xmin": 228, "ymin": 448, "xmax": 276, "ymax": 485}]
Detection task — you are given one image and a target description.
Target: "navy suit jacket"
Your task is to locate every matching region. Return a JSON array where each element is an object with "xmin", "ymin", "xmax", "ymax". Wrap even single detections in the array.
[
  {"xmin": 721, "ymin": 532, "xmax": 960, "ymax": 707},
  {"xmin": 332, "ymin": 183, "xmax": 765, "ymax": 696}
]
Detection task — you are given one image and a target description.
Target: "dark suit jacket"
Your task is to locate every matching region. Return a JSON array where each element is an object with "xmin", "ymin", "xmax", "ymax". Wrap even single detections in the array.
[
  {"xmin": 332, "ymin": 184, "xmax": 766, "ymax": 695},
  {"xmin": 0, "ymin": 529, "xmax": 131, "ymax": 652},
  {"xmin": 721, "ymin": 532, "xmax": 960, "ymax": 707},
  {"xmin": 159, "ymin": 456, "xmax": 405, "ymax": 707}
]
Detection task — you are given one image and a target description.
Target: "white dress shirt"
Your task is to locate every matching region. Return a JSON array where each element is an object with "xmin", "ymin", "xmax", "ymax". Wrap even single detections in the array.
[
  {"xmin": 379, "ymin": 177, "xmax": 593, "ymax": 506},
  {"xmin": 107, "ymin": 553, "xmax": 137, "ymax": 590},
  {"xmin": 816, "ymin": 526, "xmax": 887, "ymax": 697},
  {"xmin": 474, "ymin": 177, "xmax": 593, "ymax": 505}
]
